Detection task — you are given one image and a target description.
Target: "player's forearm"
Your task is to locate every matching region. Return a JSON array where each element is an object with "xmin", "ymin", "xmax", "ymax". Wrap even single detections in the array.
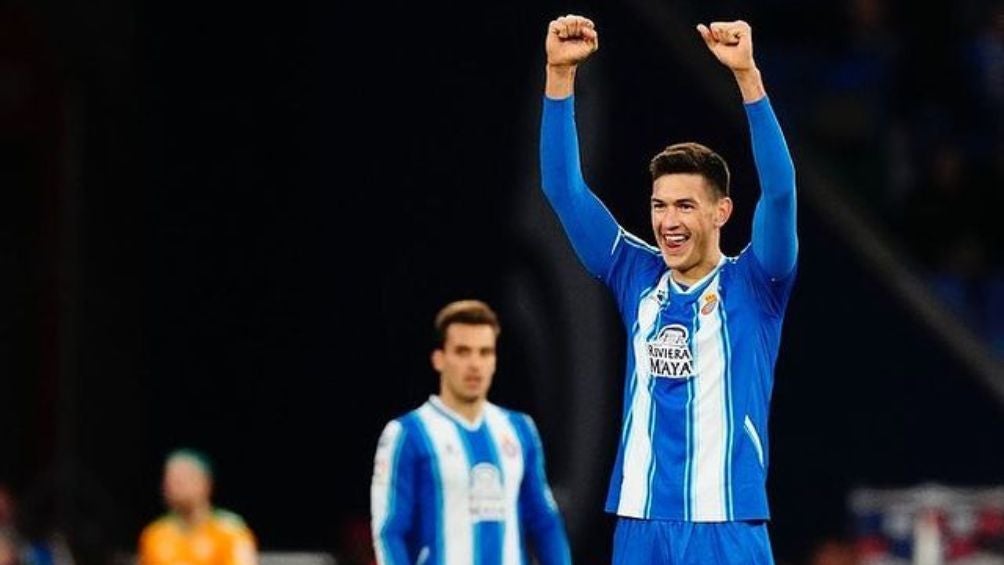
[
  {"xmin": 545, "ymin": 64, "xmax": 576, "ymax": 99},
  {"xmin": 746, "ymin": 97, "xmax": 795, "ymax": 200},
  {"xmin": 374, "ymin": 534, "xmax": 410, "ymax": 565},
  {"xmin": 747, "ymin": 96, "xmax": 798, "ymax": 277},
  {"xmin": 734, "ymin": 67, "xmax": 766, "ymax": 104}
]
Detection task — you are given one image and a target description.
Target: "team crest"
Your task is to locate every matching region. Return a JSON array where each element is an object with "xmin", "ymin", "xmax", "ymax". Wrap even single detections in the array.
[
  {"xmin": 647, "ymin": 324, "xmax": 695, "ymax": 378},
  {"xmin": 701, "ymin": 292, "xmax": 718, "ymax": 315},
  {"xmin": 501, "ymin": 435, "xmax": 519, "ymax": 458}
]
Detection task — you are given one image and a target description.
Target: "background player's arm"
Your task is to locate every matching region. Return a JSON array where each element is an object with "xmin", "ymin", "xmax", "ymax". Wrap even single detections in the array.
[
  {"xmin": 227, "ymin": 527, "xmax": 258, "ymax": 565},
  {"xmin": 137, "ymin": 527, "xmax": 163, "ymax": 565},
  {"xmin": 699, "ymin": 21, "xmax": 797, "ymax": 278},
  {"xmin": 370, "ymin": 421, "xmax": 415, "ymax": 565},
  {"xmin": 540, "ymin": 15, "xmax": 621, "ymax": 279},
  {"xmin": 517, "ymin": 415, "xmax": 572, "ymax": 565}
]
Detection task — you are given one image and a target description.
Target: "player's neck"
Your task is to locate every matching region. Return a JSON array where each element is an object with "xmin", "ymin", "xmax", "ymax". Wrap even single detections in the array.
[
  {"xmin": 176, "ymin": 503, "xmax": 212, "ymax": 528},
  {"xmin": 672, "ymin": 250, "xmax": 723, "ymax": 287},
  {"xmin": 437, "ymin": 393, "xmax": 486, "ymax": 425}
]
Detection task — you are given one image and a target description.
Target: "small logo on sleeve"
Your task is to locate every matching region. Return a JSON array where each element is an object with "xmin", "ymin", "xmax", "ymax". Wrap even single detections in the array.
[{"xmin": 647, "ymin": 324, "xmax": 695, "ymax": 378}]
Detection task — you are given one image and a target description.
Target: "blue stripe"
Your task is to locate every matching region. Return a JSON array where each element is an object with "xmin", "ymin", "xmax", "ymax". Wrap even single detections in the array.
[
  {"xmin": 684, "ymin": 373, "xmax": 695, "ymax": 520},
  {"xmin": 719, "ymin": 296, "xmax": 735, "ymax": 520},
  {"xmin": 379, "ymin": 425, "xmax": 406, "ymax": 561},
  {"xmin": 453, "ymin": 423, "xmax": 480, "ymax": 565},
  {"xmin": 413, "ymin": 419, "xmax": 445, "ymax": 565}
]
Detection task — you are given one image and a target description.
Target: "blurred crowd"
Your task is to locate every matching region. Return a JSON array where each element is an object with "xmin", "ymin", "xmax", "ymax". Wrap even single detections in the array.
[{"xmin": 760, "ymin": 0, "xmax": 1004, "ymax": 353}]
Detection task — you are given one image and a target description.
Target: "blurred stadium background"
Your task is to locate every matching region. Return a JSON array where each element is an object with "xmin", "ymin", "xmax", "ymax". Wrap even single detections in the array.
[{"xmin": 1, "ymin": 0, "xmax": 1002, "ymax": 563}]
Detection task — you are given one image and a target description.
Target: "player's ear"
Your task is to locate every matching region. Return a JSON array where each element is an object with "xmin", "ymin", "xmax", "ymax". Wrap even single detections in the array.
[
  {"xmin": 431, "ymin": 349, "xmax": 444, "ymax": 372},
  {"xmin": 715, "ymin": 196, "xmax": 733, "ymax": 227}
]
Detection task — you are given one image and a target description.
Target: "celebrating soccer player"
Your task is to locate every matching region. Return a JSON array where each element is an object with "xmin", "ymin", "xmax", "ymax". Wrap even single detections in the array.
[{"xmin": 540, "ymin": 15, "xmax": 798, "ymax": 564}]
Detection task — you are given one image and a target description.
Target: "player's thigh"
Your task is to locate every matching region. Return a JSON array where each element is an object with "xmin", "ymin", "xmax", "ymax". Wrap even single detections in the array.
[
  {"xmin": 683, "ymin": 521, "xmax": 774, "ymax": 565},
  {"xmin": 612, "ymin": 518, "xmax": 668, "ymax": 565}
]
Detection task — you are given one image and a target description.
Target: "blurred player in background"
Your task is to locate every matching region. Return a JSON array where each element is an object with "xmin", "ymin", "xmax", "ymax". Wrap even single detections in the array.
[
  {"xmin": 370, "ymin": 300, "xmax": 571, "ymax": 565},
  {"xmin": 139, "ymin": 449, "xmax": 257, "ymax": 565}
]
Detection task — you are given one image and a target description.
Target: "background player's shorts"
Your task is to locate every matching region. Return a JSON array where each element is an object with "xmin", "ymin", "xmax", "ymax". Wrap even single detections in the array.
[{"xmin": 612, "ymin": 517, "xmax": 774, "ymax": 565}]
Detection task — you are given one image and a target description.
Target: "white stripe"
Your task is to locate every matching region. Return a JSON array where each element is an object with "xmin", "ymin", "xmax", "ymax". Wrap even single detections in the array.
[
  {"xmin": 744, "ymin": 415, "xmax": 764, "ymax": 469},
  {"xmin": 483, "ymin": 405, "xmax": 525, "ymax": 565},
  {"xmin": 618, "ymin": 271, "xmax": 670, "ymax": 517},
  {"xmin": 621, "ymin": 230, "xmax": 659, "ymax": 253},
  {"xmin": 610, "ymin": 228, "xmax": 623, "ymax": 255},
  {"xmin": 691, "ymin": 275, "xmax": 728, "ymax": 521},
  {"xmin": 416, "ymin": 404, "xmax": 473, "ymax": 565},
  {"xmin": 371, "ymin": 420, "xmax": 403, "ymax": 565}
]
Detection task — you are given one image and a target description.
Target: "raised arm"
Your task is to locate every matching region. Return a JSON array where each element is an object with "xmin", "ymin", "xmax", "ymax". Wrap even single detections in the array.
[
  {"xmin": 540, "ymin": 15, "xmax": 621, "ymax": 279},
  {"xmin": 699, "ymin": 21, "xmax": 797, "ymax": 278}
]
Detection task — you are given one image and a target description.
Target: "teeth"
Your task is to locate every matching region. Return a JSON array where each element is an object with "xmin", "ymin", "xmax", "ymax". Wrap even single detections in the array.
[{"xmin": 666, "ymin": 234, "xmax": 687, "ymax": 243}]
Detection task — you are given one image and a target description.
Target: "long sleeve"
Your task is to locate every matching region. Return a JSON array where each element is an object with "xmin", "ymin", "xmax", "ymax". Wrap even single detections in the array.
[
  {"xmin": 370, "ymin": 420, "xmax": 414, "ymax": 565},
  {"xmin": 540, "ymin": 95, "xmax": 621, "ymax": 279},
  {"xmin": 746, "ymin": 97, "xmax": 798, "ymax": 279},
  {"xmin": 517, "ymin": 415, "xmax": 572, "ymax": 565}
]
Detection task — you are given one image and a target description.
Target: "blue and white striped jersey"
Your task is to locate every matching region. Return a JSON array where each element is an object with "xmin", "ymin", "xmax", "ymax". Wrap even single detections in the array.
[
  {"xmin": 601, "ymin": 239, "xmax": 793, "ymax": 521},
  {"xmin": 540, "ymin": 95, "xmax": 798, "ymax": 522},
  {"xmin": 371, "ymin": 396, "xmax": 571, "ymax": 565}
]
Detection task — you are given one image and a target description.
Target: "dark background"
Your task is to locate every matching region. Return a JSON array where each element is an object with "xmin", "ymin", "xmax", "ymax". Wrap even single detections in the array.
[{"xmin": 2, "ymin": 0, "xmax": 1002, "ymax": 563}]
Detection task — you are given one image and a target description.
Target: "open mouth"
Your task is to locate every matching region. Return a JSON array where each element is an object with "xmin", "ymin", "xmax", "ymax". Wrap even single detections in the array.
[{"xmin": 662, "ymin": 233, "xmax": 690, "ymax": 252}]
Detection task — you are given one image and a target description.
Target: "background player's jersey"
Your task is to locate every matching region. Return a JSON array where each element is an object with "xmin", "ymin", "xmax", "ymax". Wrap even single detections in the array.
[
  {"xmin": 371, "ymin": 397, "xmax": 571, "ymax": 565},
  {"xmin": 138, "ymin": 509, "xmax": 257, "ymax": 565}
]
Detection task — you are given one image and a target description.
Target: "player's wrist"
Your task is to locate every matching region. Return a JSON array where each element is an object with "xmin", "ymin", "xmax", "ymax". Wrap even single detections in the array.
[
  {"xmin": 546, "ymin": 63, "xmax": 578, "ymax": 76},
  {"xmin": 733, "ymin": 67, "xmax": 765, "ymax": 102}
]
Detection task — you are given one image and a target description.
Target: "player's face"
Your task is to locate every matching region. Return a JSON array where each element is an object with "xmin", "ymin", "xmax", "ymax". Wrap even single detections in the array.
[
  {"xmin": 433, "ymin": 323, "xmax": 497, "ymax": 405},
  {"xmin": 162, "ymin": 458, "xmax": 211, "ymax": 512},
  {"xmin": 651, "ymin": 173, "xmax": 731, "ymax": 281}
]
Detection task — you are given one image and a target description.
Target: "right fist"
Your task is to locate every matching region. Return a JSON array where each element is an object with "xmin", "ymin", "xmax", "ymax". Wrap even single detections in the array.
[{"xmin": 546, "ymin": 15, "xmax": 598, "ymax": 67}]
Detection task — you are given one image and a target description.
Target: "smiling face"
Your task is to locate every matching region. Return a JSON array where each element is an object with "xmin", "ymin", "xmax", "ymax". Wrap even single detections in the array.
[{"xmin": 651, "ymin": 173, "xmax": 732, "ymax": 284}]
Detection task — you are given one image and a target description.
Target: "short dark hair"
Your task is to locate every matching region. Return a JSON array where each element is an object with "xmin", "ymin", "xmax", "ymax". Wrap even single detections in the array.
[
  {"xmin": 649, "ymin": 142, "xmax": 730, "ymax": 199},
  {"xmin": 433, "ymin": 300, "xmax": 500, "ymax": 348},
  {"xmin": 166, "ymin": 448, "xmax": 213, "ymax": 478}
]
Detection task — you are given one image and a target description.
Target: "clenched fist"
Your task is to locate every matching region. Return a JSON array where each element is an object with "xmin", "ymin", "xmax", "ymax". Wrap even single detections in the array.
[
  {"xmin": 696, "ymin": 20, "xmax": 755, "ymax": 72},
  {"xmin": 546, "ymin": 14, "xmax": 598, "ymax": 68}
]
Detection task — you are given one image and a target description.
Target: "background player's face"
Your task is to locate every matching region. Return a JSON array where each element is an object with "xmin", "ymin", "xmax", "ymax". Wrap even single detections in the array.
[
  {"xmin": 651, "ymin": 173, "xmax": 731, "ymax": 276},
  {"xmin": 162, "ymin": 457, "xmax": 211, "ymax": 513},
  {"xmin": 433, "ymin": 323, "xmax": 497, "ymax": 404}
]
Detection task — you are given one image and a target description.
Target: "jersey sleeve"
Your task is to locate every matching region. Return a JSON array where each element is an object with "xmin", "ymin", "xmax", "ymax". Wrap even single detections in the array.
[
  {"xmin": 514, "ymin": 414, "xmax": 572, "ymax": 565},
  {"xmin": 223, "ymin": 519, "xmax": 257, "ymax": 565},
  {"xmin": 540, "ymin": 95, "xmax": 621, "ymax": 280},
  {"xmin": 370, "ymin": 420, "xmax": 415, "ymax": 565},
  {"xmin": 137, "ymin": 523, "xmax": 163, "ymax": 565},
  {"xmin": 746, "ymin": 97, "xmax": 798, "ymax": 280}
]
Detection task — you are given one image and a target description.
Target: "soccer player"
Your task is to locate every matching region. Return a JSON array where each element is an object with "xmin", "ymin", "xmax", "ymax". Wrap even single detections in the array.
[
  {"xmin": 370, "ymin": 300, "xmax": 572, "ymax": 565},
  {"xmin": 540, "ymin": 15, "xmax": 797, "ymax": 564},
  {"xmin": 139, "ymin": 449, "xmax": 257, "ymax": 565}
]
